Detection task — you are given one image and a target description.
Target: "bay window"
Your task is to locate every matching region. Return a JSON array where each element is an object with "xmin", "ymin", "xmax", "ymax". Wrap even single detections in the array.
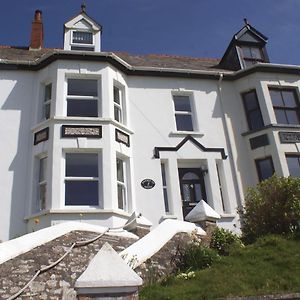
[
  {"xmin": 269, "ymin": 88, "xmax": 300, "ymax": 125},
  {"xmin": 65, "ymin": 153, "xmax": 99, "ymax": 206},
  {"xmin": 255, "ymin": 156, "xmax": 274, "ymax": 182},
  {"xmin": 67, "ymin": 79, "xmax": 98, "ymax": 117}
]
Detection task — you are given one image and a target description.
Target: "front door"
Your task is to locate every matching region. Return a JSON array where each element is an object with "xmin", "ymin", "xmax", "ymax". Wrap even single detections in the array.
[{"xmin": 178, "ymin": 168, "xmax": 207, "ymax": 219}]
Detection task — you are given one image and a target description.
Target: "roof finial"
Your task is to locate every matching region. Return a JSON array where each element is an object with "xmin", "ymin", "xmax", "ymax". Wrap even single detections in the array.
[
  {"xmin": 243, "ymin": 18, "xmax": 249, "ymax": 25},
  {"xmin": 81, "ymin": 2, "xmax": 86, "ymax": 13}
]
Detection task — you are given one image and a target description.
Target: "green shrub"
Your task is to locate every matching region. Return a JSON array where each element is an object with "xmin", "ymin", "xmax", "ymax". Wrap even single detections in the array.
[
  {"xmin": 178, "ymin": 242, "xmax": 219, "ymax": 271},
  {"xmin": 210, "ymin": 227, "xmax": 243, "ymax": 255},
  {"xmin": 241, "ymin": 175, "xmax": 300, "ymax": 243}
]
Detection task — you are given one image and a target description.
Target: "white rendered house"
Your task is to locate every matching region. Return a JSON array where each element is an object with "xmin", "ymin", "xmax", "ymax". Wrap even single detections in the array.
[{"xmin": 0, "ymin": 7, "xmax": 300, "ymax": 241}]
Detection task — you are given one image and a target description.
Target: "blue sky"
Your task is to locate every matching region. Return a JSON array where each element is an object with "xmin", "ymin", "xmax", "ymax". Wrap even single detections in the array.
[{"xmin": 1, "ymin": 0, "xmax": 300, "ymax": 64}]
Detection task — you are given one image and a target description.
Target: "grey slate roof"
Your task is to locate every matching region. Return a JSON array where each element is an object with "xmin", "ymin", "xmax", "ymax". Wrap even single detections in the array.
[{"xmin": 0, "ymin": 46, "xmax": 229, "ymax": 73}]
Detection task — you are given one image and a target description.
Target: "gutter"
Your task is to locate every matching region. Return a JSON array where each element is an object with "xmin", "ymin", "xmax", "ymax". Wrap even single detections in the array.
[{"xmin": 0, "ymin": 51, "xmax": 299, "ymax": 81}]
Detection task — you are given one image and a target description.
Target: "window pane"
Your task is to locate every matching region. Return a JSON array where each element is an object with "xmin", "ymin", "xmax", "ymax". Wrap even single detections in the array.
[
  {"xmin": 286, "ymin": 110, "xmax": 299, "ymax": 124},
  {"xmin": 242, "ymin": 47, "xmax": 252, "ymax": 58},
  {"xmin": 67, "ymin": 99, "xmax": 98, "ymax": 117},
  {"xmin": 65, "ymin": 181, "xmax": 98, "ymax": 205},
  {"xmin": 114, "ymin": 106, "xmax": 122, "ymax": 122},
  {"xmin": 39, "ymin": 157, "xmax": 47, "ymax": 182},
  {"xmin": 286, "ymin": 156, "xmax": 300, "ymax": 177},
  {"xmin": 45, "ymin": 84, "xmax": 52, "ymax": 102},
  {"xmin": 249, "ymin": 110, "xmax": 264, "ymax": 130},
  {"xmin": 68, "ymin": 79, "xmax": 97, "ymax": 96},
  {"xmin": 114, "ymin": 87, "xmax": 121, "ymax": 104},
  {"xmin": 173, "ymin": 96, "xmax": 191, "ymax": 112},
  {"xmin": 270, "ymin": 90, "xmax": 284, "ymax": 106},
  {"xmin": 39, "ymin": 183, "xmax": 46, "ymax": 210},
  {"xmin": 274, "ymin": 109, "xmax": 287, "ymax": 124},
  {"xmin": 257, "ymin": 158, "xmax": 274, "ymax": 181},
  {"xmin": 175, "ymin": 114, "xmax": 193, "ymax": 131},
  {"xmin": 66, "ymin": 153, "xmax": 98, "ymax": 177},
  {"xmin": 116, "ymin": 158, "xmax": 124, "ymax": 182},
  {"xmin": 282, "ymin": 91, "xmax": 297, "ymax": 107},
  {"xmin": 161, "ymin": 164, "xmax": 167, "ymax": 186},
  {"xmin": 163, "ymin": 188, "xmax": 169, "ymax": 213},
  {"xmin": 117, "ymin": 184, "xmax": 125, "ymax": 209},
  {"xmin": 44, "ymin": 103, "xmax": 50, "ymax": 119},
  {"xmin": 243, "ymin": 91, "xmax": 258, "ymax": 111},
  {"xmin": 251, "ymin": 47, "xmax": 262, "ymax": 59},
  {"xmin": 73, "ymin": 31, "xmax": 93, "ymax": 44}
]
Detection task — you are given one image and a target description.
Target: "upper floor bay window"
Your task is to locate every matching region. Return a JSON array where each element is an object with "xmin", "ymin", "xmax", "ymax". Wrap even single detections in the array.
[
  {"xmin": 173, "ymin": 95, "xmax": 194, "ymax": 131},
  {"xmin": 65, "ymin": 153, "xmax": 99, "ymax": 206},
  {"xmin": 43, "ymin": 83, "xmax": 52, "ymax": 120},
  {"xmin": 242, "ymin": 90, "xmax": 264, "ymax": 130},
  {"xmin": 269, "ymin": 88, "xmax": 300, "ymax": 125},
  {"xmin": 37, "ymin": 156, "xmax": 47, "ymax": 210},
  {"xmin": 241, "ymin": 45, "xmax": 265, "ymax": 68},
  {"xmin": 67, "ymin": 79, "xmax": 98, "ymax": 117},
  {"xmin": 116, "ymin": 157, "xmax": 127, "ymax": 210},
  {"xmin": 114, "ymin": 86, "xmax": 124, "ymax": 123}
]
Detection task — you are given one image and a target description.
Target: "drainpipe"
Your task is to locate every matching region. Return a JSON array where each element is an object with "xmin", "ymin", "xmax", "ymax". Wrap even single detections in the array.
[{"xmin": 217, "ymin": 72, "xmax": 244, "ymax": 210}]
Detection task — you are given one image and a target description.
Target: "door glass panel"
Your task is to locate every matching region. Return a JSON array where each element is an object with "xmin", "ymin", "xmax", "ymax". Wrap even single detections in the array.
[
  {"xmin": 182, "ymin": 184, "xmax": 191, "ymax": 202},
  {"xmin": 194, "ymin": 184, "xmax": 202, "ymax": 202}
]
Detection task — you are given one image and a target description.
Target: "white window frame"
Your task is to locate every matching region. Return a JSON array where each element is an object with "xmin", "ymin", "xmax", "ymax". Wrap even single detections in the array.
[
  {"xmin": 71, "ymin": 30, "xmax": 95, "ymax": 50},
  {"xmin": 66, "ymin": 78, "xmax": 99, "ymax": 117},
  {"xmin": 37, "ymin": 156, "xmax": 47, "ymax": 211},
  {"xmin": 113, "ymin": 85, "xmax": 124, "ymax": 124},
  {"xmin": 172, "ymin": 93, "xmax": 195, "ymax": 132},
  {"xmin": 116, "ymin": 157, "xmax": 127, "ymax": 211},
  {"xmin": 64, "ymin": 152, "xmax": 99, "ymax": 207}
]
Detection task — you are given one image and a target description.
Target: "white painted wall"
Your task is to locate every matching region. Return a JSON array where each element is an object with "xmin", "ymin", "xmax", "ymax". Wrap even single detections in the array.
[{"xmin": 1, "ymin": 57, "xmax": 300, "ymax": 241}]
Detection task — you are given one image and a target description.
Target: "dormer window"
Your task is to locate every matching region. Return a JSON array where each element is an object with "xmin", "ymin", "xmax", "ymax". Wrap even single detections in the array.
[
  {"xmin": 241, "ymin": 45, "xmax": 265, "ymax": 68},
  {"xmin": 64, "ymin": 5, "xmax": 102, "ymax": 52},
  {"xmin": 71, "ymin": 30, "xmax": 94, "ymax": 51}
]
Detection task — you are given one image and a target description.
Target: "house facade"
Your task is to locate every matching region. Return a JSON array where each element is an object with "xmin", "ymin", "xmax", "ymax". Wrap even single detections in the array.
[{"xmin": 1, "ymin": 8, "xmax": 300, "ymax": 241}]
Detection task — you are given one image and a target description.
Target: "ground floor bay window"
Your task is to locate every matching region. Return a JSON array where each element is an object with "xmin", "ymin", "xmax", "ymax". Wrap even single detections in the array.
[
  {"xmin": 286, "ymin": 154, "xmax": 300, "ymax": 177},
  {"xmin": 65, "ymin": 153, "xmax": 99, "ymax": 206}
]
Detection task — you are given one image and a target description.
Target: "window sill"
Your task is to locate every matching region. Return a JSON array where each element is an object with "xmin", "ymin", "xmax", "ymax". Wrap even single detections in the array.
[
  {"xmin": 24, "ymin": 208, "xmax": 131, "ymax": 220},
  {"xmin": 169, "ymin": 131, "xmax": 204, "ymax": 137}
]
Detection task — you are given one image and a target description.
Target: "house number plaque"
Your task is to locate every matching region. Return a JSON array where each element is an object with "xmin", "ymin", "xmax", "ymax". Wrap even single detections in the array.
[{"xmin": 141, "ymin": 179, "xmax": 155, "ymax": 189}]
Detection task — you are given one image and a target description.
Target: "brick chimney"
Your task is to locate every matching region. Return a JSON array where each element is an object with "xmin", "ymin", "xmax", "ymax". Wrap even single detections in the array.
[{"xmin": 30, "ymin": 10, "xmax": 43, "ymax": 50}]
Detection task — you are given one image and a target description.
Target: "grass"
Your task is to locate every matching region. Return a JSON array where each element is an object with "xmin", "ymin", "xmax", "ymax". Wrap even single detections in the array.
[{"xmin": 140, "ymin": 235, "xmax": 300, "ymax": 300}]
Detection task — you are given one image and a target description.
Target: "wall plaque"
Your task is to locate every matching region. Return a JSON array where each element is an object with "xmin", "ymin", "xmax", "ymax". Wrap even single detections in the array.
[
  {"xmin": 62, "ymin": 125, "xmax": 102, "ymax": 138},
  {"xmin": 249, "ymin": 134, "xmax": 269, "ymax": 150},
  {"xmin": 115, "ymin": 129, "xmax": 130, "ymax": 147},
  {"xmin": 279, "ymin": 131, "xmax": 300, "ymax": 144},
  {"xmin": 141, "ymin": 179, "xmax": 155, "ymax": 189},
  {"xmin": 34, "ymin": 127, "xmax": 49, "ymax": 145}
]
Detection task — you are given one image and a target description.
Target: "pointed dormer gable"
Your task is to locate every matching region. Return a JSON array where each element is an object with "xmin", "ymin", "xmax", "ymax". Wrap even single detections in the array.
[
  {"xmin": 219, "ymin": 21, "xmax": 269, "ymax": 71},
  {"xmin": 64, "ymin": 5, "xmax": 102, "ymax": 52}
]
